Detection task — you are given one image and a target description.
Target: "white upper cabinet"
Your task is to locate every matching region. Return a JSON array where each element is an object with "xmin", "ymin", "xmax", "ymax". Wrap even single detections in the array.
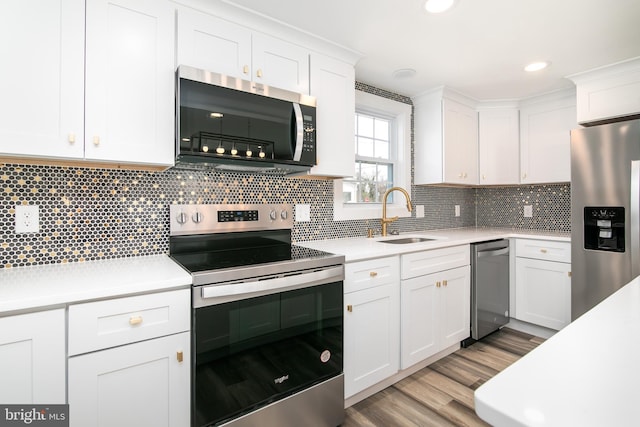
[
  {"xmin": 414, "ymin": 89, "xmax": 478, "ymax": 185},
  {"xmin": 568, "ymin": 57, "xmax": 640, "ymax": 125},
  {"xmin": 176, "ymin": 6, "xmax": 309, "ymax": 93},
  {"xmin": 308, "ymin": 53, "xmax": 355, "ymax": 177},
  {"xmin": 519, "ymin": 90, "xmax": 577, "ymax": 184},
  {"xmin": 0, "ymin": 0, "xmax": 85, "ymax": 160},
  {"xmin": 85, "ymin": 0, "xmax": 175, "ymax": 166},
  {"xmin": 478, "ymin": 107, "xmax": 520, "ymax": 185},
  {"xmin": 176, "ymin": 6, "xmax": 252, "ymax": 79},
  {"xmin": 252, "ymin": 33, "xmax": 309, "ymax": 94},
  {"xmin": 0, "ymin": 0, "xmax": 175, "ymax": 168}
]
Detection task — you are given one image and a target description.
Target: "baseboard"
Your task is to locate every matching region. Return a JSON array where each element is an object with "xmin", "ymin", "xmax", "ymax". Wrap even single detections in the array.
[{"xmin": 505, "ymin": 319, "xmax": 557, "ymax": 339}]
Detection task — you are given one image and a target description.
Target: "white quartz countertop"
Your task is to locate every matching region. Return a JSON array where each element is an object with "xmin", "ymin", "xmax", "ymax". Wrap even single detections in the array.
[
  {"xmin": 297, "ymin": 227, "xmax": 569, "ymax": 262},
  {"xmin": 474, "ymin": 275, "xmax": 640, "ymax": 427},
  {"xmin": 0, "ymin": 255, "xmax": 192, "ymax": 315}
]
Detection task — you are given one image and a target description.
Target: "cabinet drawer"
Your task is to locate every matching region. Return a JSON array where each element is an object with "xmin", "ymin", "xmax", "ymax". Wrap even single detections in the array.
[
  {"xmin": 515, "ymin": 239, "xmax": 571, "ymax": 263},
  {"xmin": 68, "ymin": 289, "xmax": 190, "ymax": 356},
  {"xmin": 345, "ymin": 256, "xmax": 399, "ymax": 293},
  {"xmin": 401, "ymin": 245, "xmax": 470, "ymax": 280}
]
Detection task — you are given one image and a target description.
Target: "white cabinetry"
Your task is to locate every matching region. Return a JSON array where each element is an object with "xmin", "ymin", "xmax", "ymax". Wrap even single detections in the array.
[
  {"xmin": 414, "ymin": 89, "xmax": 478, "ymax": 185},
  {"xmin": 568, "ymin": 57, "xmax": 640, "ymax": 124},
  {"xmin": 308, "ymin": 53, "xmax": 355, "ymax": 177},
  {"xmin": 514, "ymin": 239, "xmax": 571, "ymax": 330},
  {"xmin": 478, "ymin": 107, "xmax": 520, "ymax": 185},
  {"xmin": 519, "ymin": 90, "xmax": 577, "ymax": 184},
  {"xmin": 0, "ymin": 0, "xmax": 175, "ymax": 168},
  {"xmin": 343, "ymin": 256, "xmax": 400, "ymax": 398},
  {"xmin": 85, "ymin": 0, "xmax": 175, "ymax": 166},
  {"xmin": 400, "ymin": 245, "xmax": 470, "ymax": 369},
  {"xmin": 176, "ymin": 6, "xmax": 309, "ymax": 93},
  {"xmin": 0, "ymin": 309, "xmax": 66, "ymax": 404},
  {"xmin": 0, "ymin": 0, "xmax": 84, "ymax": 160},
  {"xmin": 68, "ymin": 290, "xmax": 190, "ymax": 427}
]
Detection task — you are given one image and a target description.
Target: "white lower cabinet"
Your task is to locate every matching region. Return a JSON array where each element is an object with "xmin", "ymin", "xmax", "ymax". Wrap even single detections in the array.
[
  {"xmin": 514, "ymin": 239, "xmax": 572, "ymax": 330},
  {"xmin": 67, "ymin": 289, "xmax": 191, "ymax": 427},
  {"xmin": 344, "ymin": 257, "xmax": 400, "ymax": 398},
  {"xmin": 0, "ymin": 309, "xmax": 66, "ymax": 404},
  {"xmin": 68, "ymin": 332, "xmax": 190, "ymax": 427},
  {"xmin": 401, "ymin": 265, "xmax": 470, "ymax": 369},
  {"xmin": 515, "ymin": 257, "xmax": 571, "ymax": 330}
]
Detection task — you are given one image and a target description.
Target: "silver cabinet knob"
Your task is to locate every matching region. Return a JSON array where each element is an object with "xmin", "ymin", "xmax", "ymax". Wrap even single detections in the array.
[
  {"xmin": 192, "ymin": 212, "xmax": 203, "ymax": 223},
  {"xmin": 280, "ymin": 210, "xmax": 288, "ymax": 220},
  {"xmin": 269, "ymin": 210, "xmax": 277, "ymax": 221}
]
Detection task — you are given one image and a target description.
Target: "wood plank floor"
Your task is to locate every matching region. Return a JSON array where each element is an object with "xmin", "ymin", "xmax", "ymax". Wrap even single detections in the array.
[{"xmin": 342, "ymin": 328, "xmax": 545, "ymax": 427}]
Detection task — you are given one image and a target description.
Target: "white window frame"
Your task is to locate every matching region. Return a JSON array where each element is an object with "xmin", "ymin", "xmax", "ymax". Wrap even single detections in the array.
[{"xmin": 333, "ymin": 90, "xmax": 412, "ymax": 221}]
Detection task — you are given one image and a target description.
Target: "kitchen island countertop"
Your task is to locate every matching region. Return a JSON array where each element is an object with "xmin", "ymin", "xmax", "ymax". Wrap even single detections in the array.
[{"xmin": 474, "ymin": 275, "xmax": 640, "ymax": 426}]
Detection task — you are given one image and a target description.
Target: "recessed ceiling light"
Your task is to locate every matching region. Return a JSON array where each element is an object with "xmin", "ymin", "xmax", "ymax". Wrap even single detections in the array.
[
  {"xmin": 424, "ymin": 0, "xmax": 457, "ymax": 14},
  {"xmin": 524, "ymin": 61, "xmax": 551, "ymax": 72},
  {"xmin": 392, "ymin": 68, "xmax": 417, "ymax": 79}
]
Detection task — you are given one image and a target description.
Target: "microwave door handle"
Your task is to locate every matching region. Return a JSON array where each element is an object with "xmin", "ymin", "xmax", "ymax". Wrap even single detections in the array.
[{"xmin": 292, "ymin": 103, "xmax": 304, "ymax": 161}]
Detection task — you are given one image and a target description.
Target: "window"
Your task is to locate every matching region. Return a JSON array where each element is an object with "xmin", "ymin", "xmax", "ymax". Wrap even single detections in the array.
[
  {"xmin": 342, "ymin": 112, "xmax": 394, "ymax": 204},
  {"xmin": 333, "ymin": 90, "xmax": 411, "ymax": 221}
]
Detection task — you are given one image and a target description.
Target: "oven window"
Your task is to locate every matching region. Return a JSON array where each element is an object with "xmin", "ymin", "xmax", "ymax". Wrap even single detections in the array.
[{"xmin": 194, "ymin": 281, "xmax": 343, "ymax": 426}]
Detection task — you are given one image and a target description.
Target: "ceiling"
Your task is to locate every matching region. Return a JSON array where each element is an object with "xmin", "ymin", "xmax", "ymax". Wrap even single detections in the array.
[{"xmin": 221, "ymin": 0, "xmax": 640, "ymax": 100}]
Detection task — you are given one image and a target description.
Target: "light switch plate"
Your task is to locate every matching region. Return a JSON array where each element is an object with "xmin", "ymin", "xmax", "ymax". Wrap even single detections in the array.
[
  {"xmin": 15, "ymin": 205, "xmax": 39, "ymax": 233},
  {"xmin": 524, "ymin": 205, "xmax": 533, "ymax": 218},
  {"xmin": 454, "ymin": 205, "xmax": 461, "ymax": 217},
  {"xmin": 416, "ymin": 205, "xmax": 425, "ymax": 218},
  {"xmin": 295, "ymin": 204, "xmax": 311, "ymax": 222}
]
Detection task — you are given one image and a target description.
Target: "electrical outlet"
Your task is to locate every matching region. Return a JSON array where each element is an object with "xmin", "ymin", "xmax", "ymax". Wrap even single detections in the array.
[
  {"xmin": 15, "ymin": 205, "xmax": 40, "ymax": 233},
  {"xmin": 523, "ymin": 205, "xmax": 533, "ymax": 218},
  {"xmin": 455, "ymin": 205, "xmax": 461, "ymax": 217},
  {"xmin": 416, "ymin": 205, "xmax": 425, "ymax": 218},
  {"xmin": 295, "ymin": 204, "xmax": 311, "ymax": 222}
]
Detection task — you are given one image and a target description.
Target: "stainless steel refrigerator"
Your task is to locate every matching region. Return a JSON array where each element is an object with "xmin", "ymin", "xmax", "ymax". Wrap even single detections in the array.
[{"xmin": 570, "ymin": 118, "xmax": 640, "ymax": 320}]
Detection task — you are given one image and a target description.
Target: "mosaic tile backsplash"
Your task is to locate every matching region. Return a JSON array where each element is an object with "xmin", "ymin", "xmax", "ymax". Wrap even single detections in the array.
[{"xmin": 0, "ymin": 162, "xmax": 570, "ymax": 268}]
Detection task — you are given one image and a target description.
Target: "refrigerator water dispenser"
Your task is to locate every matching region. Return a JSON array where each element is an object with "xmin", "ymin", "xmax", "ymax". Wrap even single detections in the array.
[{"xmin": 584, "ymin": 207, "xmax": 625, "ymax": 252}]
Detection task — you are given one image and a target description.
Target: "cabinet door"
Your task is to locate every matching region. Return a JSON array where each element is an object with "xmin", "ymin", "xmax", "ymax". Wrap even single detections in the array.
[
  {"xmin": 401, "ymin": 274, "xmax": 439, "ymax": 369},
  {"xmin": 344, "ymin": 283, "xmax": 399, "ymax": 398},
  {"xmin": 68, "ymin": 332, "xmax": 190, "ymax": 427},
  {"xmin": 478, "ymin": 108, "xmax": 520, "ymax": 185},
  {"xmin": 0, "ymin": 309, "xmax": 65, "ymax": 404},
  {"xmin": 520, "ymin": 98, "xmax": 577, "ymax": 184},
  {"xmin": 176, "ymin": 6, "xmax": 252, "ymax": 79},
  {"xmin": 443, "ymin": 98, "xmax": 478, "ymax": 184},
  {"xmin": 0, "ymin": 0, "xmax": 84, "ymax": 159},
  {"xmin": 515, "ymin": 258, "xmax": 571, "ymax": 330},
  {"xmin": 439, "ymin": 266, "xmax": 471, "ymax": 348},
  {"xmin": 85, "ymin": 0, "xmax": 175, "ymax": 166},
  {"xmin": 308, "ymin": 53, "xmax": 355, "ymax": 177},
  {"xmin": 252, "ymin": 33, "xmax": 309, "ymax": 93}
]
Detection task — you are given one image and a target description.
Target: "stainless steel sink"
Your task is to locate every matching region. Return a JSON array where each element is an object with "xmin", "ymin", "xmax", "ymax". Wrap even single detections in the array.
[{"xmin": 379, "ymin": 237, "xmax": 436, "ymax": 244}]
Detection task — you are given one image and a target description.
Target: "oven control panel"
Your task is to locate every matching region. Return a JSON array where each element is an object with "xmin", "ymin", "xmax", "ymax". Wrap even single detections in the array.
[{"xmin": 170, "ymin": 204, "xmax": 293, "ymax": 236}]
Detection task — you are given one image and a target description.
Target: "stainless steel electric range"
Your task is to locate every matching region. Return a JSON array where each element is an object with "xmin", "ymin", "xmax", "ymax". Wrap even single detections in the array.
[{"xmin": 169, "ymin": 204, "xmax": 345, "ymax": 427}]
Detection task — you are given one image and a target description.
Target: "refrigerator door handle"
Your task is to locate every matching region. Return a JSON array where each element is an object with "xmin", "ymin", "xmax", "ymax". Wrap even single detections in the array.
[{"xmin": 631, "ymin": 160, "xmax": 640, "ymax": 279}]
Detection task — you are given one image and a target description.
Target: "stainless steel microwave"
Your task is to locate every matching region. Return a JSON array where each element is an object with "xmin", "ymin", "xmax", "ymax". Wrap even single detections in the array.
[{"xmin": 175, "ymin": 65, "xmax": 317, "ymax": 174}]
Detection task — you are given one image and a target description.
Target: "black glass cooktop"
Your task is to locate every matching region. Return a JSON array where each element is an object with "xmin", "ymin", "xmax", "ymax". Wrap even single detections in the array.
[{"xmin": 169, "ymin": 230, "xmax": 335, "ymax": 274}]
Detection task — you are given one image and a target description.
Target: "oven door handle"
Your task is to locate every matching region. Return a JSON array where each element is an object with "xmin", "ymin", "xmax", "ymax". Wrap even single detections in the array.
[{"xmin": 198, "ymin": 265, "xmax": 344, "ymax": 305}]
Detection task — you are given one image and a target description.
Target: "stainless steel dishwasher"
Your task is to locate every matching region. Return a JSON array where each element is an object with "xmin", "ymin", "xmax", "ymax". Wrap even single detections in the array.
[{"xmin": 468, "ymin": 239, "xmax": 510, "ymax": 343}]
